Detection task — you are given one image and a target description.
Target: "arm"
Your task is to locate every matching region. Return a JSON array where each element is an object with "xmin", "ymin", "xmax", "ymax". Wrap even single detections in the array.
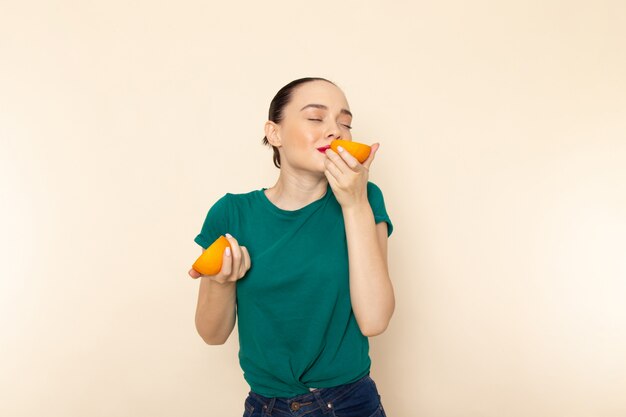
[
  {"xmin": 194, "ymin": 263, "xmax": 237, "ymax": 345},
  {"xmin": 323, "ymin": 143, "xmax": 394, "ymax": 337},
  {"xmin": 343, "ymin": 204, "xmax": 395, "ymax": 337},
  {"xmin": 190, "ymin": 234, "xmax": 250, "ymax": 345}
]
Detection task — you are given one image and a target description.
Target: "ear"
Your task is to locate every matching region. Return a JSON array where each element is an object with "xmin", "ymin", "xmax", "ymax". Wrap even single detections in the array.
[{"xmin": 264, "ymin": 121, "xmax": 282, "ymax": 147}]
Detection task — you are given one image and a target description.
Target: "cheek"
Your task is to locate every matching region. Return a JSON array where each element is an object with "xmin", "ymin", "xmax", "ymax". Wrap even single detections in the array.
[{"xmin": 284, "ymin": 125, "xmax": 318, "ymax": 146}]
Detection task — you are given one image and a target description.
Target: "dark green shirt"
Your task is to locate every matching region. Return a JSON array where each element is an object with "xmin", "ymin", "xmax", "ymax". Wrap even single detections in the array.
[{"xmin": 194, "ymin": 181, "xmax": 393, "ymax": 398}]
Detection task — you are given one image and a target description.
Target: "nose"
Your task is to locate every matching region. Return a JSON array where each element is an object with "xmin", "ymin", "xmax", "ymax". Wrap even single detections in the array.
[{"xmin": 325, "ymin": 123, "xmax": 341, "ymax": 141}]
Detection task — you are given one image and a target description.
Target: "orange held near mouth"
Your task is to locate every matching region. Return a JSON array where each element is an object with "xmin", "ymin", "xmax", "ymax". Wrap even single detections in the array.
[
  {"xmin": 330, "ymin": 139, "xmax": 372, "ymax": 163},
  {"xmin": 192, "ymin": 235, "xmax": 231, "ymax": 276}
]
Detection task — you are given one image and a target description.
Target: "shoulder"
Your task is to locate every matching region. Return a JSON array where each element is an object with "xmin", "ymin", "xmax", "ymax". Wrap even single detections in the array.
[
  {"xmin": 367, "ymin": 181, "xmax": 383, "ymax": 193},
  {"xmin": 205, "ymin": 188, "xmax": 265, "ymax": 215},
  {"xmin": 222, "ymin": 188, "xmax": 262, "ymax": 205},
  {"xmin": 366, "ymin": 181, "xmax": 394, "ymax": 236},
  {"xmin": 205, "ymin": 192, "xmax": 232, "ymax": 212},
  {"xmin": 210, "ymin": 188, "xmax": 259, "ymax": 205},
  {"xmin": 366, "ymin": 181, "xmax": 386, "ymax": 201}
]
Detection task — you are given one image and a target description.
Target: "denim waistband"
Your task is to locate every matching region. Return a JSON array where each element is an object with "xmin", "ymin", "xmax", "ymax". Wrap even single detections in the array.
[{"xmin": 247, "ymin": 373, "xmax": 371, "ymax": 415}]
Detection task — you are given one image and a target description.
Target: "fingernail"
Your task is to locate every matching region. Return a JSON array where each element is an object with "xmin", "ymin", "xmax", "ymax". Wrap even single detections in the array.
[
  {"xmin": 225, "ymin": 247, "xmax": 231, "ymax": 256},
  {"xmin": 337, "ymin": 146, "xmax": 344, "ymax": 152},
  {"xmin": 225, "ymin": 233, "xmax": 232, "ymax": 238}
]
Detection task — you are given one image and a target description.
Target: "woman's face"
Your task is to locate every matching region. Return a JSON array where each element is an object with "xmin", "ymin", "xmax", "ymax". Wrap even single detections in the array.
[{"xmin": 271, "ymin": 80, "xmax": 353, "ymax": 174}]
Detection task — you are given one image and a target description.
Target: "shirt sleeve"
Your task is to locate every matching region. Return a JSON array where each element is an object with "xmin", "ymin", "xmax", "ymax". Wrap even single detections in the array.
[
  {"xmin": 366, "ymin": 181, "xmax": 394, "ymax": 237},
  {"xmin": 194, "ymin": 193, "xmax": 232, "ymax": 249}
]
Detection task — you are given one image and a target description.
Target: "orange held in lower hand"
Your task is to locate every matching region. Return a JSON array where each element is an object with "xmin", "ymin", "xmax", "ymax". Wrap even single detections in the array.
[
  {"xmin": 330, "ymin": 139, "xmax": 372, "ymax": 163},
  {"xmin": 192, "ymin": 235, "xmax": 231, "ymax": 276}
]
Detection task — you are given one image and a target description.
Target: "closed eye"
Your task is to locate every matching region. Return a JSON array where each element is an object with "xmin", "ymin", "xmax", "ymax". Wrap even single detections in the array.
[{"xmin": 308, "ymin": 118, "xmax": 351, "ymax": 129}]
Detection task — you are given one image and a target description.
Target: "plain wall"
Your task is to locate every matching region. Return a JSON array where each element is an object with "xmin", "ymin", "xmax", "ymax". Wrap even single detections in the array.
[{"xmin": 1, "ymin": 1, "xmax": 625, "ymax": 416}]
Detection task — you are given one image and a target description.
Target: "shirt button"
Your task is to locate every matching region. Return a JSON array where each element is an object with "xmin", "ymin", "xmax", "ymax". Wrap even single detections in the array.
[{"xmin": 290, "ymin": 402, "xmax": 301, "ymax": 411}]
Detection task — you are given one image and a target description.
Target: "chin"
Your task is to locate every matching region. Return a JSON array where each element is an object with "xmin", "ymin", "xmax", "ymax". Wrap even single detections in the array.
[{"xmin": 310, "ymin": 153, "xmax": 327, "ymax": 172}]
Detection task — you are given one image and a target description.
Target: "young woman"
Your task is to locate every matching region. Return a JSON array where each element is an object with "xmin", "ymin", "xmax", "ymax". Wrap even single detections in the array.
[{"xmin": 189, "ymin": 77, "xmax": 394, "ymax": 417}]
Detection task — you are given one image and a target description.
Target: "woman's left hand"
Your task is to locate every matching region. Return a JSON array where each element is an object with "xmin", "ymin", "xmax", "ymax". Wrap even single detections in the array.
[{"xmin": 324, "ymin": 142, "xmax": 379, "ymax": 209}]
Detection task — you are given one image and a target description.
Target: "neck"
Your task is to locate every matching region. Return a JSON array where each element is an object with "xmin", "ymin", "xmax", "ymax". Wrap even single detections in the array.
[{"xmin": 265, "ymin": 171, "xmax": 328, "ymax": 211}]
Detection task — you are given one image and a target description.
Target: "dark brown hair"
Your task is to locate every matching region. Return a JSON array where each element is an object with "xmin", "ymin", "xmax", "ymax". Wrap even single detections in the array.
[{"xmin": 262, "ymin": 77, "xmax": 336, "ymax": 168}]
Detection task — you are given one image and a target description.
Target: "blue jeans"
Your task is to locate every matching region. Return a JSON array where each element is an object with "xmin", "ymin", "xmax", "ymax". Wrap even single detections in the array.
[{"xmin": 242, "ymin": 374, "xmax": 387, "ymax": 417}]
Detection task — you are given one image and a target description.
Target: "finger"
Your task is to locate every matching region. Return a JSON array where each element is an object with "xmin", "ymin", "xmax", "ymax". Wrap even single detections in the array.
[
  {"xmin": 237, "ymin": 247, "xmax": 247, "ymax": 278},
  {"xmin": 219, "ymin": 245, "xmax": 233, "ymax": 276},
  {"xmin": 188, "ymin": 268, "xmax": 201, "ymax": 279},
  {"xmin": 324, "ymin": 148, "xmax": 348, "ymax": 174},
  {"xmin": 362, "ymin": 143, "xmax": 379, "ymax": 169},
  {"xmin": 241, "ymin": 246, "xmax": 251, "ymax": 272},
  {"xmin": 230, "ymin": 245, "xmax": 242, "ymax": 278},
  {"xmin": 223, "ymin": 233, "xmax": 243, "ymax": 275},
  {"xmin": 324, "ymin": 157, "xmax": 343, "ymax": 180},
  {"xmin": 324, "ymin": 165, "xmax": 339, "ymax": 188},
  {"xmin": 223, "ymin": 233, "xmax": 241, "ymax": 253},
  {"xmin": 335, "ymin": 144, "xmax": 360, "ymax": 170}
]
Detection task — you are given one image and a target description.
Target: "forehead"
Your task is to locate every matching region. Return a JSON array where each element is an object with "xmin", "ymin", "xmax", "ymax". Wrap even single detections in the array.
[{"xmin": 288, "ymin": 81, "xmax": 350, "ymax": 111}]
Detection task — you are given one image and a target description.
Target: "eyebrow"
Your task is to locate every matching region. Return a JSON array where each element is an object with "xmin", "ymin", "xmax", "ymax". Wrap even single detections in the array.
[{"xmin": 300, "ymin": 104, "xmax": 353, "ymax": 118}]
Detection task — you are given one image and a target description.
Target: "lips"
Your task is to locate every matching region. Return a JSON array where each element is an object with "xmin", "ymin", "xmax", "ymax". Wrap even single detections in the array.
[{"xmin": 316, "ymin": 145, "xmax": 331, "ymax": 153}]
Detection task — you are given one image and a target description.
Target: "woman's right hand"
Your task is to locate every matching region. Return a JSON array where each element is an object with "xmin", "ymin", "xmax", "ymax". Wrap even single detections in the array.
[{"xmin": 188, "ymin": 234, "xmax": 251, "ymax": 284}]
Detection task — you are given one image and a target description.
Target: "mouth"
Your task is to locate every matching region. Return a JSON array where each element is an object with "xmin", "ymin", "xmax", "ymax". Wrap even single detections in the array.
[{"xmin": 316, "ymin": 145, "xmax": 331, "ymax": 153}]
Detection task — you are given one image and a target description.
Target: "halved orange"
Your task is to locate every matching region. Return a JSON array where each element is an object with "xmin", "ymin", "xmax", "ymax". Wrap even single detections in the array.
[
  {"xmin": 330, "ymin": 139, "xmax": 371, "ymax": 163},
  {"xmin": 192, "ymin": 235, "xmax": 231, "ymax": 276}
]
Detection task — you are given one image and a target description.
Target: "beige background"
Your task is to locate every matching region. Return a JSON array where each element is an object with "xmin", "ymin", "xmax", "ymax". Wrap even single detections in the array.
[{"xmin": 1, "ymin": 1, "xmax": 625, "ymax": 416}]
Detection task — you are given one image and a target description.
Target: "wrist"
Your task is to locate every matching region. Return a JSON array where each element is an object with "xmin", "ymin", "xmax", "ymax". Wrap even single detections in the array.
[
  {"xmin": 341, "ymin": 199, "xmax": 370, "ymax": 215},
  {"xmin": 204, "ymin": 276, "xmax": 237, "ymax": 289}
]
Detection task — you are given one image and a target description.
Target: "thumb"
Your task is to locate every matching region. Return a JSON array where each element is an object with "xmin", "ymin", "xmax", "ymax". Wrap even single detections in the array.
[{"xmin": 362, "ymin": 143, "xmax": 379, "ymax": 169}]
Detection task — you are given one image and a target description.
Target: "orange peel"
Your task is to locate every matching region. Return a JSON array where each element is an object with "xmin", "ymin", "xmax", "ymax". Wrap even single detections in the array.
[
  {"xmin": 330, "ymin": 139, "xmax": 372, "ymax": 163},
  {"xmin": 192, "ymin": 235, "xmax": 231, "ymax": 276}
]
